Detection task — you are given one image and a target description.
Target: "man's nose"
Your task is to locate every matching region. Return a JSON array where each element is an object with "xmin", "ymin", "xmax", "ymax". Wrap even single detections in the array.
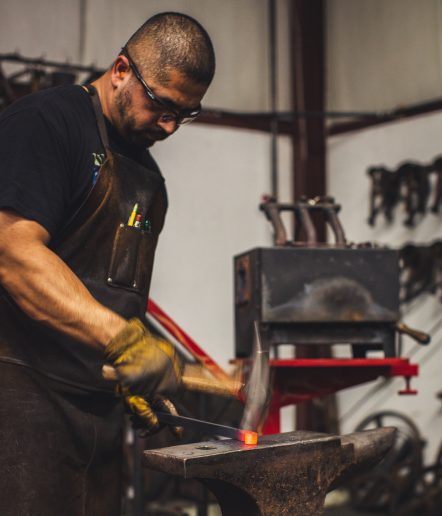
[{"xmin": 157, "ymin": 118, "xmax": 178, "ymax": 135}]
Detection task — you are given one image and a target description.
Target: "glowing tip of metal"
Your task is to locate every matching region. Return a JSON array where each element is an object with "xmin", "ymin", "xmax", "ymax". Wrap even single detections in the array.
[{"xmin": 243, "ymin": 431, "xmax": 258, "ymax": 445}]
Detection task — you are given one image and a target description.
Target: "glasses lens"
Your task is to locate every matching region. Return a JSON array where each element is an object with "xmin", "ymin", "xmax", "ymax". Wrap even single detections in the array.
[
  {"xmin": 159, "ymin": 113, "xmax": 176, "ymax": 123},
  {"xmin": 156, "ymin": 105, "xmax": 201, "ymax": 126},
  {"xmin": 179, "ymin": 113, "xmax": 201, "ymax": 125},
  {"xmin": 179, "ymin": 117, "xmax": 194, "ymax": 125},
  {"xmin": 158, "ymin": 112, "xmax": 196, "ymax": 125}
]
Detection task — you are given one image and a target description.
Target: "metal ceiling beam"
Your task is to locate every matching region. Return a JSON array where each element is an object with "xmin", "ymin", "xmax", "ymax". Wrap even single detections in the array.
[
  {"xmin": 288, "ymin": 0, "xmax": 340, "ymax": 435},
  {"xmin": 290, "ymin": 0, "xmax": 326, "ymax": 214}
]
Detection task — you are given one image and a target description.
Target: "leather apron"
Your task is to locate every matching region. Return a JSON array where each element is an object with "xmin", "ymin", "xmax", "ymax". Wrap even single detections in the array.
[{"xmin": 0, "ymin": 85, "xmax": 168, "ymax": 392}]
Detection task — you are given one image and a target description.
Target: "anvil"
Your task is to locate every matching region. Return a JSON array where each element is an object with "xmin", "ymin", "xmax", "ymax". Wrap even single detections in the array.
[{"xmin": 143, "ymin": 427, "xmax": 395, "ymax": 516}]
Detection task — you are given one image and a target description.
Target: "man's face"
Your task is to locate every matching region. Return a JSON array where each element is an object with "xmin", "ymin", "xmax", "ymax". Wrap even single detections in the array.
[{"xmin": 112, "ymin": 65, "xmax": 207, "ymax": 148}]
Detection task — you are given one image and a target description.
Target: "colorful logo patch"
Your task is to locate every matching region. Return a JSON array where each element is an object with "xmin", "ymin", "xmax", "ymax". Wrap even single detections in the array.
[{"xmin": 92, "ymin": 152, "xmax": 105, "ymax": 185}]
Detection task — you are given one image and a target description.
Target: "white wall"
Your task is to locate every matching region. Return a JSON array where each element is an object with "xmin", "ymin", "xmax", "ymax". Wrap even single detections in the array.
[
  {"xmin": 150, "ymin": 125, "xmax": 292, "ymax": 369},
  {"xmin": 326, "ymin": 0, "xmax": 442, "ymax": 112},
  {"xmin": 1, "ymin": 0, "xmax": 292, "ymax": 112},
  {"xmin": 1, "ymin": 0, "xmax": 82, "ymax": 61},
  {"xmin": 328, "ymin": 112, "xmax": 442, "ymax": 462},
  {"xmin": 83, "ymin": 0, "xmax": 292, "ymax": 111}
]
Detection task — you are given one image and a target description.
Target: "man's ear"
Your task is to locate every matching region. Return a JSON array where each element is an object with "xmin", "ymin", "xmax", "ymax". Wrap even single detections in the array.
[{"xmin": 110, "ymin": 56, "xmax": 130, "ymax": 88}]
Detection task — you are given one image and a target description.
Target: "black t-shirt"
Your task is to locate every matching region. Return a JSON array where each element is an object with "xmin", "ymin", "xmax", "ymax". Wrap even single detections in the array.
[{"xmin": 0, "ymin": 85, "xmax": 160, "ymax": 237}]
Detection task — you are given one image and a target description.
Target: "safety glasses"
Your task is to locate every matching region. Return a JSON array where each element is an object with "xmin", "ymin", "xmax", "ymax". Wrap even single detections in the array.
[{"xmin": 121, "ymin": 47, "xmax": 201, "ymax": 125}]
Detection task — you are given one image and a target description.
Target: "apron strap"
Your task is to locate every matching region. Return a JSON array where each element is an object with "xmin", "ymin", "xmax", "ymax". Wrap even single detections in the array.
[{"xmin": 84, "ymin": 84, "xmax": 111, "ymax": 158}]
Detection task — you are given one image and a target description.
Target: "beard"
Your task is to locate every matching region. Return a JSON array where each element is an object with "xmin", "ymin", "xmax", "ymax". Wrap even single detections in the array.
[{"xmin": 114, "ymin": 86, "xmax": 168, "ymax": 148}]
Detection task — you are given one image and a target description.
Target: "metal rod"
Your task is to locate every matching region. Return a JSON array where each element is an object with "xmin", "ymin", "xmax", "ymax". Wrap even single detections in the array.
[
  {"xmin": 269, "ymin": 0, "xmax": 278, "ymax": 198},
  {"xmin": 0, "ymin": 52, "xmax": 102, "ymax": 74},
  {"xmin": 201, "ymin": 108, "xmax": 404, "ymax": 119},
  {"xmin": 156, "ymin": 412, "xmax": 258, "ymax": 445},
  {"xmin": 78, "ymin": 0, "xmax": 87, "ymax": 64},
  {"xmin": 133, "ymin": 432, "xmax": 144, "ymax": 516}
]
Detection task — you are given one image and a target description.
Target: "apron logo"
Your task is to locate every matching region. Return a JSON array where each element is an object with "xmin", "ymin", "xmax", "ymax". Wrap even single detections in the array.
[{"xmin": 92, "ymin": 152, "xmax": 105, "ymax": 185}]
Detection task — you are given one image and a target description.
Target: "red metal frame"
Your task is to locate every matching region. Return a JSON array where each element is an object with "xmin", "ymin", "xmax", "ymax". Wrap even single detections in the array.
[
  {"xmin": 261, "ymin": 358, "xmax": 419, "ymax": 434},
  {"xmin": 147, "ymin": 299, "xmax": 231, "ymax": 382}
]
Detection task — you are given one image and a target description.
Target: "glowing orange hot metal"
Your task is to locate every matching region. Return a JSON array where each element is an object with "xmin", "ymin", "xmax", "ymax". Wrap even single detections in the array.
[{"xmin": 240, "ymin": 430, "xmax": 259, "ymax": 446}]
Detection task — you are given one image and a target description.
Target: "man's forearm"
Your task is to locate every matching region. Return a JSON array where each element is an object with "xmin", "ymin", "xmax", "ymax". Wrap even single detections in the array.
[{"xmin": 0, "ymin": 214, "xmax": 126, "ymax": 349}]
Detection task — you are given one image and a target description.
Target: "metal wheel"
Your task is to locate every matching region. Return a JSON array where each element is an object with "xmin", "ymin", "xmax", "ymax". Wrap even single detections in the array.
[
  {"xmin": 349, "ymin": 410, "xmax": 424, "ymax": 514},
  {"xmin": 433, "ymin": 441, "xmax": 442, "ymax": 488}
]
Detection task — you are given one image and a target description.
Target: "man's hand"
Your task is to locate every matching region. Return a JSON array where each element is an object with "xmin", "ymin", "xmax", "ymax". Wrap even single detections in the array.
[
  {"xmin": 123, "ymin": 391, "xmax": 183, "ymax": 438},
  {"xmin": 105, "ymin": 318, "xmax": 182, "ymax": 398}
]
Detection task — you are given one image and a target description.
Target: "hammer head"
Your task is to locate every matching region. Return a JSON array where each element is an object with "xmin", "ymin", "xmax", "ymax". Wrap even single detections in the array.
[{"xmin": 240, "ymin": 321, "xmax": 271, "ymax": 432}]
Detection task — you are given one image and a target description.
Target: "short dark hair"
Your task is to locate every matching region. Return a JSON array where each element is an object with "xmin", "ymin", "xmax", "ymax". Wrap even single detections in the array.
[{"xmin": 125, "ymin": 12, "xmax": 215, "ymax": 86}]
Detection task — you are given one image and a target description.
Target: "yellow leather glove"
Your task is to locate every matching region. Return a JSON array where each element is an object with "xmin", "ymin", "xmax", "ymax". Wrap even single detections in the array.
[
  {"xmin": 105, "ymin": 318, "xmax": 182, "ymax": 398},
  {"xmin": 123, "ymin": 392, "xmax": 183, "ymax": 438}
]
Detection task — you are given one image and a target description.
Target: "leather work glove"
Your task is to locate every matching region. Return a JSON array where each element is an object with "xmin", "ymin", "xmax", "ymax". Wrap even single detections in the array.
[
  {"xmin": 105, "ymin": 318, "xmax": 183, "ymax": 398},
  {"xmin": 122, "ymin": 390, "xmax": 183, "ymax": 439}
]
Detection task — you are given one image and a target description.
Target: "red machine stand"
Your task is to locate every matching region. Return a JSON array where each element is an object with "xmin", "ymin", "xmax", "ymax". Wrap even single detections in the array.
[{"xmin": 261, "ymin": 358, "xmax": 419, "ymax": 434}]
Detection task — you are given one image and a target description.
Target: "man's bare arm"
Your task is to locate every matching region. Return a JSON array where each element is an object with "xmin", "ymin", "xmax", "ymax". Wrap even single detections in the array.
[{"xmin": 0, "ymin": 210, "xmax": 126, "ymax": 350}]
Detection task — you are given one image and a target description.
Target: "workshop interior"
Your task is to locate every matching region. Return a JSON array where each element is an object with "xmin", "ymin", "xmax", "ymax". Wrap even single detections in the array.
[{"xmin": 1, "ymin": 0, "xmax": 442, "ymax": 515}]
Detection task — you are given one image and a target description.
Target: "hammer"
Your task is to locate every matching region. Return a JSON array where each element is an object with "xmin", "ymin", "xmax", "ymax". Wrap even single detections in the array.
[
  {"xmin": 103, "ymin": 364, "xmax": 260, "ymax": 444},
  {"xmin": 102, "ymin": 322, "xmax": 270, "ymax": 432}
]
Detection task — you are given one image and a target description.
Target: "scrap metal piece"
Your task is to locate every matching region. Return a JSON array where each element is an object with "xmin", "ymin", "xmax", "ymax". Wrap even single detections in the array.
[{"xmin": 143, "ymin": 427, "xmax": 396, "ymax": 516}]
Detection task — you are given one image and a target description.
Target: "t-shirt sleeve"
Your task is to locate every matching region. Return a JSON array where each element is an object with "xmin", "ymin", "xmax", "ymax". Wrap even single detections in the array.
[{"xmin": 0, "ymin": 103, "xmax": 71, "ymax": 237}]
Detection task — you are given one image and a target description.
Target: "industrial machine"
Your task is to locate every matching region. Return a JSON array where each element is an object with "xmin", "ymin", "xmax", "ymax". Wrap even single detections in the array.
[
  {"xmin": 232, "ymin": 196, "xmax": 426, "ymax": 434},
  {"xmin": 235, "ymin": 196, "xmax": 427, "ymax": 360}
]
